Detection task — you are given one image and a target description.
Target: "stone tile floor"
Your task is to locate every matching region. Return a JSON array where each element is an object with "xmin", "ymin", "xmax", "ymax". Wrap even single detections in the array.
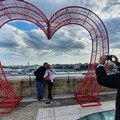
[
  {"xmin": 36, "ymin": 101, "xmax": 115, "ymax": 120},
  {"xmin": 0, "ymin": 93, "xmax": 116, "ymax": 120}
]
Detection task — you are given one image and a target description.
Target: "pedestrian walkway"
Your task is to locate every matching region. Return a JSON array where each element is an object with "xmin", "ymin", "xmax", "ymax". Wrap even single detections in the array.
[
  {"xmin": 0, "ymin": 93, "xmax": 116, "ymax": 120},
  {"xmin": 36, "ymin": 100, "xmax": 115, "ymax": 120}
]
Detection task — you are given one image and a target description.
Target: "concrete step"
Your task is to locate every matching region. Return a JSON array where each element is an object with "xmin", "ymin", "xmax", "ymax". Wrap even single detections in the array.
[{"xmin": 21, "ymin": 91, "xmax": 117, "ymax": 103}]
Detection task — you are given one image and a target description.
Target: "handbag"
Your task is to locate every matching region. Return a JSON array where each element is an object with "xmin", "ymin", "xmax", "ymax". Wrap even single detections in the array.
[{"xmin": 44, "ymin": 74, "xmax": 50, "ymax": 81}]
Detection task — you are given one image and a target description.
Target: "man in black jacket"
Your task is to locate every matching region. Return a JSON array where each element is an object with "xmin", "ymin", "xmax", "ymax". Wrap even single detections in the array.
[
  {"xmin": 95, "ymin": 55, "xmax": 120, "ymax": 120},
  {"xmin": 34, "ymin": 62, "xmax": 48, "ymax": 100}
]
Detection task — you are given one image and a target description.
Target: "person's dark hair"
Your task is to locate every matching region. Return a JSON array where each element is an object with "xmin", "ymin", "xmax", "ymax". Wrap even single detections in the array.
[
  {"xmin": 47, "ymin": 64, "xmax": 50, "ymax": 69},
  {"xmin": 43, "ymin": 62, "xmax": 48, "ymax": 66}
]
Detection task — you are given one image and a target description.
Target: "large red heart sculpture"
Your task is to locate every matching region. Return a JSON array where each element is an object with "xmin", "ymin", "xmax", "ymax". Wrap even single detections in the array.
[
  {"xmin": 0, "ymin": 0, "xmax": 109, "ymax": 89},
  {"xmin": 0, "ymin": 0, "xmax": 108, "ymax": 41},
  {"xmin": 0, "ymin": 0, "xmax": 109, "ymax": 108}
]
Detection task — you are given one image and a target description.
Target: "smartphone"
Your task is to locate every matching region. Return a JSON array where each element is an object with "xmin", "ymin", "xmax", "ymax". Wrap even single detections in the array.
[{"xmin": 106, "ymin": 55, "xmax": 112, "ymax": 60}]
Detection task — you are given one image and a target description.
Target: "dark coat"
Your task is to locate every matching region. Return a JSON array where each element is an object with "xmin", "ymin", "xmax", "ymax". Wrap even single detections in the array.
[
  {"xmin": 95, "ymin": 65, "xmax": 120, "ymax": 120},
  {"xmin": 95, "ymin": 66, "xmax": 120, "ymax": 89},
  {"xmin": 34, "ymin": 66, "xmax": 46, "ymax": 80}
]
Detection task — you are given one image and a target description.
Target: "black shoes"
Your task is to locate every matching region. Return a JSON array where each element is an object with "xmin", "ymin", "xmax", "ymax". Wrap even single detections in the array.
[
  {"xmin": 48, "ymin": 95, "xmax": 53, "ymax": 100},
  {"xmin": 37, "ymin": 96, "xmax": 53, "ymax": 100},
  {"xmin": 37, "ymin": 96, "xmax": 43, "ymax": 101}
]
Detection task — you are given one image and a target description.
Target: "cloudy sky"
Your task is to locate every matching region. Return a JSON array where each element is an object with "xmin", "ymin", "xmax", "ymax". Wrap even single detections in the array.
[{"xmin": 0, "ymin": 0, "xmax": 120, "ymax": 65}]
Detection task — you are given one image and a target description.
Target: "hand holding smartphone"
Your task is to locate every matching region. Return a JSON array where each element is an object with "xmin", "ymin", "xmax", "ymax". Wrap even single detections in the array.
[{"xmin": 106, "ymin": 55, "xmax": 112, "ymax": 61}]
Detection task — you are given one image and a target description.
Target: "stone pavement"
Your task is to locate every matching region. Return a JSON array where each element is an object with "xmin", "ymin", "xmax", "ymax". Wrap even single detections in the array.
[
  {"xmin": 0, "ymin": 93, "xmax": 116, "ymax": 120},
  {"xmin": 36, "ymin": 101, "xmax": 115, "ymax": 120}
]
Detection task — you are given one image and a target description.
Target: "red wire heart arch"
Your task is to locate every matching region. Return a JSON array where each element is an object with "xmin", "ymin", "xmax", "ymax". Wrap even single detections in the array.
[{"xmin": 0, "ymin": 0, "xmax": 109, "ymax": 110}]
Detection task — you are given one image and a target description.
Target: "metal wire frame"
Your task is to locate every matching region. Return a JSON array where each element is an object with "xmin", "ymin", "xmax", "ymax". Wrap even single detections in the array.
[
  {"xmin": 0, "ymin": 0, "xmax": 109, "ymax": 108},
  {"xmin": 0, "ymin": 62, "xmax": 22, "ymax": 114},
  {"xmin": 0, "ymin": 0, "xmax": 48, "ymax": 36},
  {"xmin": 49, "ymin": 6, "xmax": 109, "ymax": 107}
]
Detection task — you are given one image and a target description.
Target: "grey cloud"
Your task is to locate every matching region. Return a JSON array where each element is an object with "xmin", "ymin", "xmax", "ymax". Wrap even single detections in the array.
[
  {"xmin": 102, "ymin": 1, "xmax": 120, "ymax": 12},
  {"xmin": 25, "ymin": 0, "xmax": 104, "ymax": 19},
  {"xmin": 52, "ymin": 37, "xmax": 85, "ymax": 51},
  {"xmin": 24, "ymin": 27, "xmax": 86, "ymax": 52},
  {"xmin": 0, "ymin": 40, "xmax": 18, "ymax": 48},
  {"xmin": 24, "ymin": 31, "xmax": 49, "ymax": 49},
  {"xmin": 104, "ymin": 17, "xmax": 120, "ymax": 45},
  {"xmin": 26, "ymin": 0, "xmax": 80, "ymax": 18},
  {"xmin": 111, "ymin": 43, "xmax": 120, "ymax": 49},
  {"xmin": 104, "ymin": 17, "xmax": 120, "ymax": 33}
]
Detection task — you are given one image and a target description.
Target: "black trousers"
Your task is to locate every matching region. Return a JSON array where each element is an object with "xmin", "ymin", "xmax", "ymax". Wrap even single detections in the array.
[
  {"xmin": 115, "ymin": 89, "xmax": 120, "ymax": 120},
  {"xmin": 47, "ymin": 80, "xmax": 53, "ymax": 97}
]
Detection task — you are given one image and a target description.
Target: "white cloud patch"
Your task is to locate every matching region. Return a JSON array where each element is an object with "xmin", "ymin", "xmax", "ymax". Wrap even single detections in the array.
[{"xmin": 0, "ymin": 23, "xmax": 92, "ymax": 65}]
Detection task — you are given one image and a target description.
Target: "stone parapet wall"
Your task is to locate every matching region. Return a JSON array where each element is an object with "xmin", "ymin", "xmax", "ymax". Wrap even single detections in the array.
[{"xmin": 0, "ymin": 77, "xmax": 116, "ymax": 98}]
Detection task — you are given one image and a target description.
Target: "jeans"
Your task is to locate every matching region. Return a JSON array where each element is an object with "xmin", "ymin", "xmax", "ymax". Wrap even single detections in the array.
[{"xmin": 36, "ymin": 80, "xmax": 44, "ymax": 98}]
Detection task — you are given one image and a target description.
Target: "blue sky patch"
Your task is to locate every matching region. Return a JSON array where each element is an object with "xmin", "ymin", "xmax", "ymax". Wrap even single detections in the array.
[{"xmin": 8, "ymin": 21, "xmax": 38, "ymax": 31}]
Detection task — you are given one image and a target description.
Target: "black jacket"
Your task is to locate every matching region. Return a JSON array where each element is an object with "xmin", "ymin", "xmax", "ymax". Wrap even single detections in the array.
[
  {"xmin": 96, "ymin": 65, "xmax": 120, "ymax": 89},
  {"xmin": 95, "ymin": 65, "xmax": 120, "ymax": 89},
  {"xmin": 96, "ymin": 65, "xmax": 120, "ymax": 120},
  {"xmin": 34, "ymin": 66, "xmax": 46, "ymax": 80}
]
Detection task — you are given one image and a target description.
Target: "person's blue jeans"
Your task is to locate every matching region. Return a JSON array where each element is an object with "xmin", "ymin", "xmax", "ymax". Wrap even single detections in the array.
[{"xmin": 36, "ymin": 80, "xmax": 44, "ymax": 98}]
